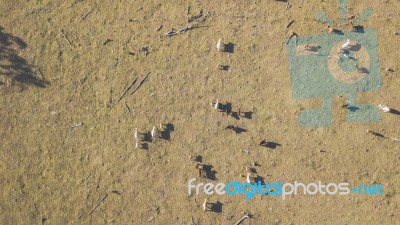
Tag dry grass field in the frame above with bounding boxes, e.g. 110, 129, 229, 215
1, 0, 400, 224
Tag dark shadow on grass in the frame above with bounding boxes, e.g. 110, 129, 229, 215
210, 201, 223, 213
143, 131, 152, 142
390, 108, 400, 115
348, 106, 360, 112
260, 140, 281, 149
224, 42, 234, 53
202, 164, 217, 180
243, 111, 253, 119
160, 123, 174, 141
219, 102, 232, 115
141, 143, 148, 150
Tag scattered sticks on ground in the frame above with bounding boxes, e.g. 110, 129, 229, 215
59, 29, 72, 46
117, 77, 138, 103
130, 72, 150, 95
165, 24, 207, 37
165, 8, 209, 37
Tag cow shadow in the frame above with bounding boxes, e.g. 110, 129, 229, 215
160, 123, 174, 140
243, 111, 253, 119
142, 131, 153, 142
202, 164, 217, 180
224, 42, 234, 53
219, 102, 232, 114
390, 108, 400, 116
210, 201, 223, 213
260, 141, 281, 149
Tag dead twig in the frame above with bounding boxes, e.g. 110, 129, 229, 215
124, 102, 133, 115
34, 67, 46, 80
82, 8, 95, 21
77, 213, 85, 219
59, 29, 72, 46
88, 194, 108, 215
117, 77, 138, 103
286, 19, 294, 28
130, 72, 150, 95
234, 213, 251, 225
285, 32, 298, 45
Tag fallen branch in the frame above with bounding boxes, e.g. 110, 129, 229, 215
88, 194, 108, 215
82, 9, 95, 21
286, 19, 294, 28
59, 29, 72, 46
124, 102, 133, 115
117, 77, 138, 103
130, 72, 150, 95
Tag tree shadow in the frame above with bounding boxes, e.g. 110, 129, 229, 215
0, 26, 48, 88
